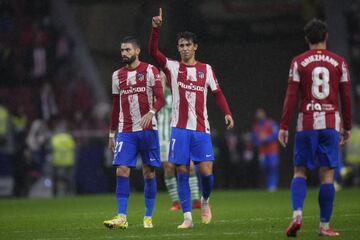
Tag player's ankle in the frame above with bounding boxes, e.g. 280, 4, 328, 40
184, 212, 192, 221
292, 210, 302, 222
320, 222, 330, 229
201, 197, 210, 205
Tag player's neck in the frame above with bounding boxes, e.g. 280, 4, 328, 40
126, 59, 141, 70
309, 42, 326, 50
181, 57, 197, 66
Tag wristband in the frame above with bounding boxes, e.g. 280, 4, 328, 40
149, 109, 156, 114
109, 132, 115, 138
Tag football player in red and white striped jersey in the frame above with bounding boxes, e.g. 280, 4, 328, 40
278, 19, 351, 237
149, 8, 234, 228
104, 36, 164, 229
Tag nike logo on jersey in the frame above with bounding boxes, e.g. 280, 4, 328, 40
150, 158, 156, 161
206, 154, 212, 157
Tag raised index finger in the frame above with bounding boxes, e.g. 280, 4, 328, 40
159, 7, 162, 17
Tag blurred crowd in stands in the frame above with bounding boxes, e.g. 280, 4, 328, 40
347, 1, 360, 123
0, 0, 110, 197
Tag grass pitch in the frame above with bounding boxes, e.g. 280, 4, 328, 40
1, 189, 360, 240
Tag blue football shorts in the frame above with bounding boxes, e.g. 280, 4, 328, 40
168, 127, 214, 166
112, 130, 161, 168
294, 129, 340, 170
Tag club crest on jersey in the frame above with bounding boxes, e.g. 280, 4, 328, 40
198, 71, 205, 79
136, 72, 145, 81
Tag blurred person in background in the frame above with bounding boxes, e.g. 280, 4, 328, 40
242, 132, 258, 188
26, 117, 51, 182
11, 106, 29, 197
0, 98, 15, 196
103, 36, 164, 230
223, 130, 242, 188
251, 108, 279, 192
50, 118, 76, 196
39, 82, 58, 121
345, 125, 360, 186
157, 71, 201, 211
278, 19, 351, 237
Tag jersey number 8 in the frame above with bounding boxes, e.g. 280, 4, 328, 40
311, 66, 330, 100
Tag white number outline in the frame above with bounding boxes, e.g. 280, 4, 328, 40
311, 66, 330, 100
114, 141, 124, 157
171, 138, 176, 151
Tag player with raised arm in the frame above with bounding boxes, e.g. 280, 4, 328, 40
278, 19, 351, 237
149, 8, 234, 228
103, 36, 164, 229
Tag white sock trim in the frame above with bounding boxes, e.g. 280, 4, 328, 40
184, 212, 192, 221
293, 210, 302, 220
320, 222, 330, 229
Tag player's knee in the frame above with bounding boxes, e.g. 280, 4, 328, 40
319, 167, 334, 184
164, 168, 175, 176
176, 165, 189, 173
293, 166, 307, 179
198, 162, 213, 176
143, 166, 156, 178
163, 162, 175, 174
116, 166, 130, 177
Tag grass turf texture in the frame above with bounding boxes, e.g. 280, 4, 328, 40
1, 189, 359, 240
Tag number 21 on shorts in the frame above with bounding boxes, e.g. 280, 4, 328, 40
114, 141, 124, 158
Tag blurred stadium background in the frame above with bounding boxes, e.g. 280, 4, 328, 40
0, 0, 360, 198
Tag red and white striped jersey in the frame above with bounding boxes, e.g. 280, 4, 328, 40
162, 59, 220, 133
280, 49, 351, 132
149, 27, 232, 133
112, 62, 162, 132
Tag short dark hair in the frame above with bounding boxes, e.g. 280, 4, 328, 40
304, 18, 328, 44
176, 31, 198, 45
121, 36, 140, 49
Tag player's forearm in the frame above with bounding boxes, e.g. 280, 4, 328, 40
339, 82, 352, 130
109, 94, 120, 131
212, 90, 232, 116
280, 83, 298, 130
149, 27, 166, 67
152, 85, 165, 112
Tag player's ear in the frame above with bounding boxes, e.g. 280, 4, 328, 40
194, 43, 198, 51
304, 36, 309, 44
325, 32, 329, 41
136, 47, 141, 55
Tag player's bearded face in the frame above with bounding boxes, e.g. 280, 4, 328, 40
122, 54, 136, 64
177, 39, 197, 61
121, 43, 138, 64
